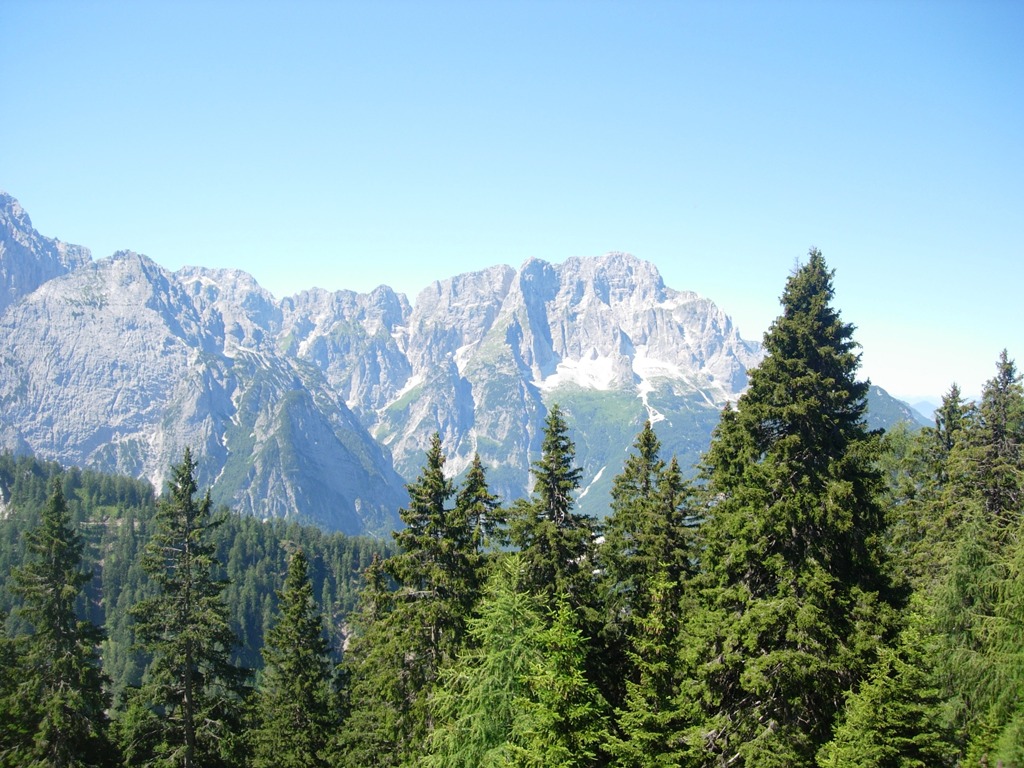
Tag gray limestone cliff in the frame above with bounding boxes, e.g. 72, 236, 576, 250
0, 192, 91, 315
0, 247, 405, 534
0, 192, 923, 530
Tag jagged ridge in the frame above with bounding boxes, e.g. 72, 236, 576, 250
0, 192, 923, 530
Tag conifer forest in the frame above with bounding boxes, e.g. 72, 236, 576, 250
1, 251, 1022, 767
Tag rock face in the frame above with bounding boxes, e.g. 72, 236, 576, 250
348, 254, 763, 510
0, 192, 91, 315
0, 193, 921, 530
0, 246, 406, 535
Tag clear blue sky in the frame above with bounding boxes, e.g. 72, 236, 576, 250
2, 1, 1021, 404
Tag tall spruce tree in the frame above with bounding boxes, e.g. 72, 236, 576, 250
952, 349, 1024, 528
118, 449, 246, 768
599, 424, 694, 695
338, 555, 406, 768
456, 452, 506, 577
883, 384, 976, 592
5, 478, 112, 768
509, 404, 597, 610
388, 433, 475, 628
601, 422, 667, 625
932, 351, 1024, 763
678, 249, 897, 767
606, 571, 688, 768
934, 383, 971, 459
250, 549, 336, 768
343, 434, 481, 766
597, 423, 694, 720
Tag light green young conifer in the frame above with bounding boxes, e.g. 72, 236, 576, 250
816, 599, 956, 768
425, 555, 545, 768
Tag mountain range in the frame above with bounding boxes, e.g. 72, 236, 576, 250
0, 191, 928, 533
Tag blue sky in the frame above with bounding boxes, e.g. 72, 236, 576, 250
2, 1, 1021, 404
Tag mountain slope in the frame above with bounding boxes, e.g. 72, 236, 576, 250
0, 251, 405, 534
0, 193, 926, 528
356, 253, 763, 512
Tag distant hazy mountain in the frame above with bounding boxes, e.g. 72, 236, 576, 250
866, 386, 932, 430
0, 191, 926, 530
910, 399, 939, 422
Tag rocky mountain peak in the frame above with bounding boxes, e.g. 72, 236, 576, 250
557, 251, 667, 306
407, 265, 515, 370
1, 192, 33, 230
0, 192, 91, 314
0, 193, 925, 529
178, 265, 283, 352
364, 284, 411, 330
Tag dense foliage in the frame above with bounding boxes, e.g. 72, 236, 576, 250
4, 479, 111, 767
0, 452, 388, 766
249, 549, 338, 768
677, 249, 898, 766
118, 448, 248, 767
1, 249, 1021, 766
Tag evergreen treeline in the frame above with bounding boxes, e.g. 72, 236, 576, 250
2, 249, 1023, 766
0, 452, 388, 766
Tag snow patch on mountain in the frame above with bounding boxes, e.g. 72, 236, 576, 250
537, 350, 621, 392
393, 373, 424, 401
578, 465, 607, 500
454, 342, 478, 375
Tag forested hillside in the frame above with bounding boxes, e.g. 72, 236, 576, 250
0, 453, 389, 701
1, 250, 1021, 767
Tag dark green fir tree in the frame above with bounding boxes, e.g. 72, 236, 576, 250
455, 452, 506, 580
598, 422, 694, 708
387, 432, 476, 637
3, 478, 112, 768
116, 449, 246, 768
250, 549, 336, 768
509, 404, 597, 611
678, 249, 898, 767
933, 382, 971, 459
950, 349, 1024, 528
880, 383, 974, 593
336, 555, 404, 768
605, 571, 688, 768
343, 434, 482, 766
